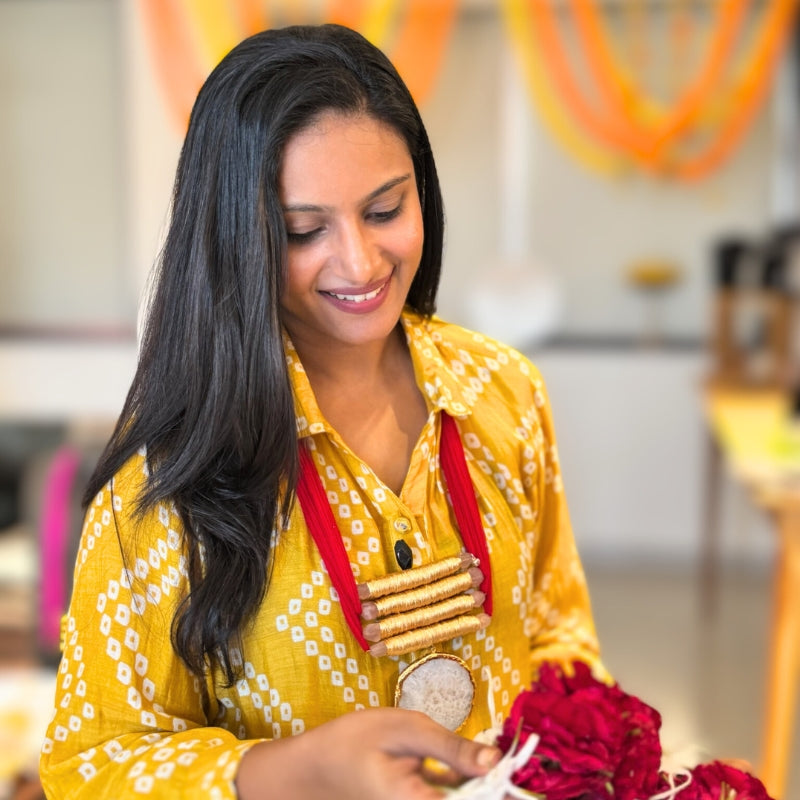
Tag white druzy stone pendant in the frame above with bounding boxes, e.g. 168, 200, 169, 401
395, 653, 476, 732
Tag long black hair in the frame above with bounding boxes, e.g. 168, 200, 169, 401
83, 24, 445, 685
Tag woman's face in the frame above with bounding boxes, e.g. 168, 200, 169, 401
278, 111, 424, 354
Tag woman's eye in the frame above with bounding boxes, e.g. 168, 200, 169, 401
286, 228, 322, 244
368, 204, 402, 223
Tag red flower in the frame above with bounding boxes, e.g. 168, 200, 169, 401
675, 761, 775, 800
497, 662, 663, 800
494, 662, 775, 800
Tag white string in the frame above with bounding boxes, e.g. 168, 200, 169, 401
471, 666, 502, 746
445, 668, 540, 799
445, 733, 541, 799
447, 755, 694, 800
483, 666, 498, 730
647, 769, 693, 800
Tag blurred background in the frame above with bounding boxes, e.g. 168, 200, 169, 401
1, 0, 800, 798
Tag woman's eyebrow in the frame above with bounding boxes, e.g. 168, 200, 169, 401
282, 173, 412, 213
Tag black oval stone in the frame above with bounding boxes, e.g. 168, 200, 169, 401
394, 539, 413, 570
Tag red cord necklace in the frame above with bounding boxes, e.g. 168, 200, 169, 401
296, 412, 493, 653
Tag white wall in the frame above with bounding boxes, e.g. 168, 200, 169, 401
0, 341, 137, 426
533, 348, 709, 562
120, 0, 183, 297
531, 346, 773, 567
0, 1, 133, 330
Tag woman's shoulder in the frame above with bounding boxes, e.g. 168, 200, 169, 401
86, 448, 184, 537
406, 311, 547, 387
82, 447, 187, 559
402, 311, 555, 426
85, 447, 149, 507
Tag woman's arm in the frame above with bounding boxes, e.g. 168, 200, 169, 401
39, 459, 259, 799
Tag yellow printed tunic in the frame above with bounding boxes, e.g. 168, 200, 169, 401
40, 311, 605, 799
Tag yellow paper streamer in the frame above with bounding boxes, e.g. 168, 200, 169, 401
360, 0, 400, 49
185, 0, 243, 67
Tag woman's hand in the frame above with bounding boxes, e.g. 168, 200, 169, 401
235, 707, 501, 800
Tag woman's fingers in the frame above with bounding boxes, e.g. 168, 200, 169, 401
385, 710, 501, 777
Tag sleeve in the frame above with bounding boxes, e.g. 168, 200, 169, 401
39, 459, 265, 799
523, 364, 612, 684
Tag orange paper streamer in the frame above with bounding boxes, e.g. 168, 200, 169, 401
139, 0, 209, 131
231, 0, 269, 36
501, 0, 624, 177
140, 0, 455, 130
326, 0, 368, 32
512, 0, 799, 180
328, 0, 457, 106
529, 0, 643, 155
390, 0, 459, 105
673, 0, 798, 180
568, 0, 750, 155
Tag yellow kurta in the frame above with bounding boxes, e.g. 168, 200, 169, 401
40, 311, 605, 799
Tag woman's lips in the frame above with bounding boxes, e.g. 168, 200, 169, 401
325, 285, 385, 303
320, 275, 392, 313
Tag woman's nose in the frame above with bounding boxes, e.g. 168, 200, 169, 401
335, 221, 376, 278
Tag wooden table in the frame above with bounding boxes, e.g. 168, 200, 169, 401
702, 386, 800, 799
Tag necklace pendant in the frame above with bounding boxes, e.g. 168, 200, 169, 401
395, 652, 475, 732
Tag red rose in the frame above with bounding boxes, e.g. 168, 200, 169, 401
497, 662, 662, 800
674, 761, 775, 800
495, 663, 774, 800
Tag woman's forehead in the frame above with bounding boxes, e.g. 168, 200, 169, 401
278, 112, 414, 206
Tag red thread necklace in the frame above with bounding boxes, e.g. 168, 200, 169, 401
296, 412, 493, 652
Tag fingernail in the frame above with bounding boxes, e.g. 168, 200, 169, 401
477, 746, 500, 769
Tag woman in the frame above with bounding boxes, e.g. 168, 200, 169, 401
40, 24, 605, 799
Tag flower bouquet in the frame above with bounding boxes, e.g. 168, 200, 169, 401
449, 661, 774, 800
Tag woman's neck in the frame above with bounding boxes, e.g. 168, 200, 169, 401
290, 324, 407, 391
290, 324, 428, 494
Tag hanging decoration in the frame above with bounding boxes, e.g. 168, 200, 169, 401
325, 0, 459, 106
501, 0, 800, 181
138, 0, 457, 131
376, 1, 458, 108
139, 0, 215, 131
140, 0, 798, 181
501, 0, 626, 177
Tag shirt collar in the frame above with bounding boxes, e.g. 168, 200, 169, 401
400, 310, 478, 417
283, 332, 329, 439
285, 309, 477, 440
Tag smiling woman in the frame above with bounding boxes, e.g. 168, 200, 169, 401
39, 23, 606, 800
